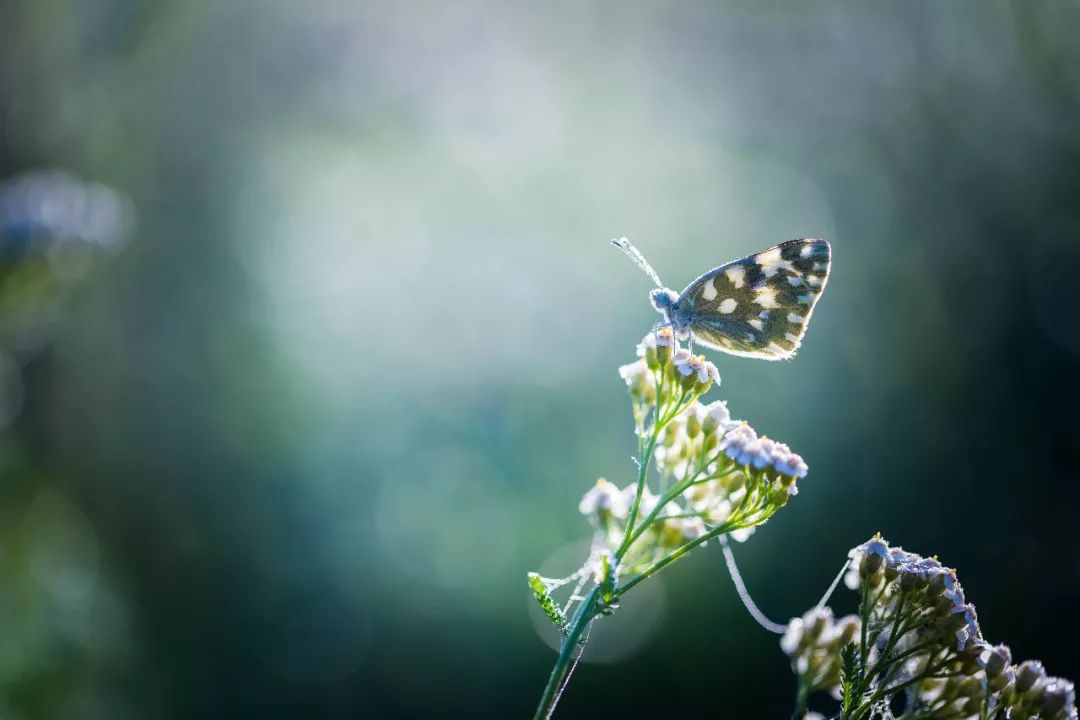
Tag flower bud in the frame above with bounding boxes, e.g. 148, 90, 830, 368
663, 422, 681, 447
861, 541, 887, 577
701, 401, 731, 435
578, 478, 628, 524
835, 616, 859, 646
673, 351, 719, 393
685, 407, 702, 438
655, 326, 674, 365
983, 644, 1012, 679
991, 664, 1015, 695
696, 357, 720, 393
1016, 660, 1047, 695
1039, 679, 1075, 716
771, 481, 793, 507
618, 360, 656, 403
636, 333, 659, 369
958, 641, 987, 674
721, 470, 745, 493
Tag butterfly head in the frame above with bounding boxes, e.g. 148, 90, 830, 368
649, 288, 679, 316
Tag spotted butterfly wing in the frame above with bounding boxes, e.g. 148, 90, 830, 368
675, 239, 831, 360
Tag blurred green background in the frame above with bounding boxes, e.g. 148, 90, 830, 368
2, 1, 1079, 718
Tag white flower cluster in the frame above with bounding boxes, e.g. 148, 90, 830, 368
619, 329, 720, 400
720, 423, 809, 480
581, 334, 815, 576
780, 606, 860, 696
673, 348, 720, 387
831, 535, 1078, 720
578, 477, 706, 554
846, 536, 980, 653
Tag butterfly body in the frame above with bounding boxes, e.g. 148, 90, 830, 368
616, 238, 831, 361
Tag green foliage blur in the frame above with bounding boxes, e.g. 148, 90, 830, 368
2, 2, 1079, 718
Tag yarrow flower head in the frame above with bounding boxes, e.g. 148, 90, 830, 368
672, 348, 720, 392
781, 606, 860, 697
720, 424, 808, 480
530, 330, 821, 720
583, 332, 812, 571
793, 535, 1077, 720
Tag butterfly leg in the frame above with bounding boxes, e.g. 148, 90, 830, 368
651, 321, 676, 349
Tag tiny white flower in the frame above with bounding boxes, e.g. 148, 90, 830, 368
579, 478, 628, 519
654, 326, 675, 347
1040, 678, 1075, 716
701, 400, 738, 434
618, 359, 647, 382
636, 333, 657, 358
1016, 660, 1047, 694
780, 617, 804, 655
774, 450, 809, 479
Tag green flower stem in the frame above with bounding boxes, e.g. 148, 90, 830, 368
531, 586, 600, 720
621, 464, 739, 551
534, 380, 678, 720
617, 374, 669, 558
792, 680, 809, 720
855, 591, 908, 697
533, 366, 717, 718
617, 503, 775, 598
851, 649, 952, 720
616, 387, 699, 561
868, 639, 938, 682
620, 481, 759, 586
616, 430, 660, 560
616, 519, 738, 596
858, 578, 870, 666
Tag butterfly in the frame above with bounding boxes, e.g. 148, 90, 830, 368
612, 237, 831, 360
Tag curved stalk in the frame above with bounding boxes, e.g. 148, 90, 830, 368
531, 587, 600, 720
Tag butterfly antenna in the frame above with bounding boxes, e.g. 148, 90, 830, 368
611, 237, 664, 289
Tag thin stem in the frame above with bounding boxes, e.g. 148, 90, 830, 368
617, 521, 734, 596
792, 678, 809, 720
617, 503, 775, 597
617, 430, 659, 559
851, 648, 952, 720
531, 586, 600, 720
857, 591, 907, 696
532, 364, 713, 718
622, 464, 739, 552
618, 374, 668, 556
533, 369, 678, 720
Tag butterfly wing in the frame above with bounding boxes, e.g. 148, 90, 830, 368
675, 239, 831, 360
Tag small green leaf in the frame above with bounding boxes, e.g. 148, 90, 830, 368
840, 642, 861, 714
597, 554, 620, 615
599, 554, 615, 602
528, 572, 567, 633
